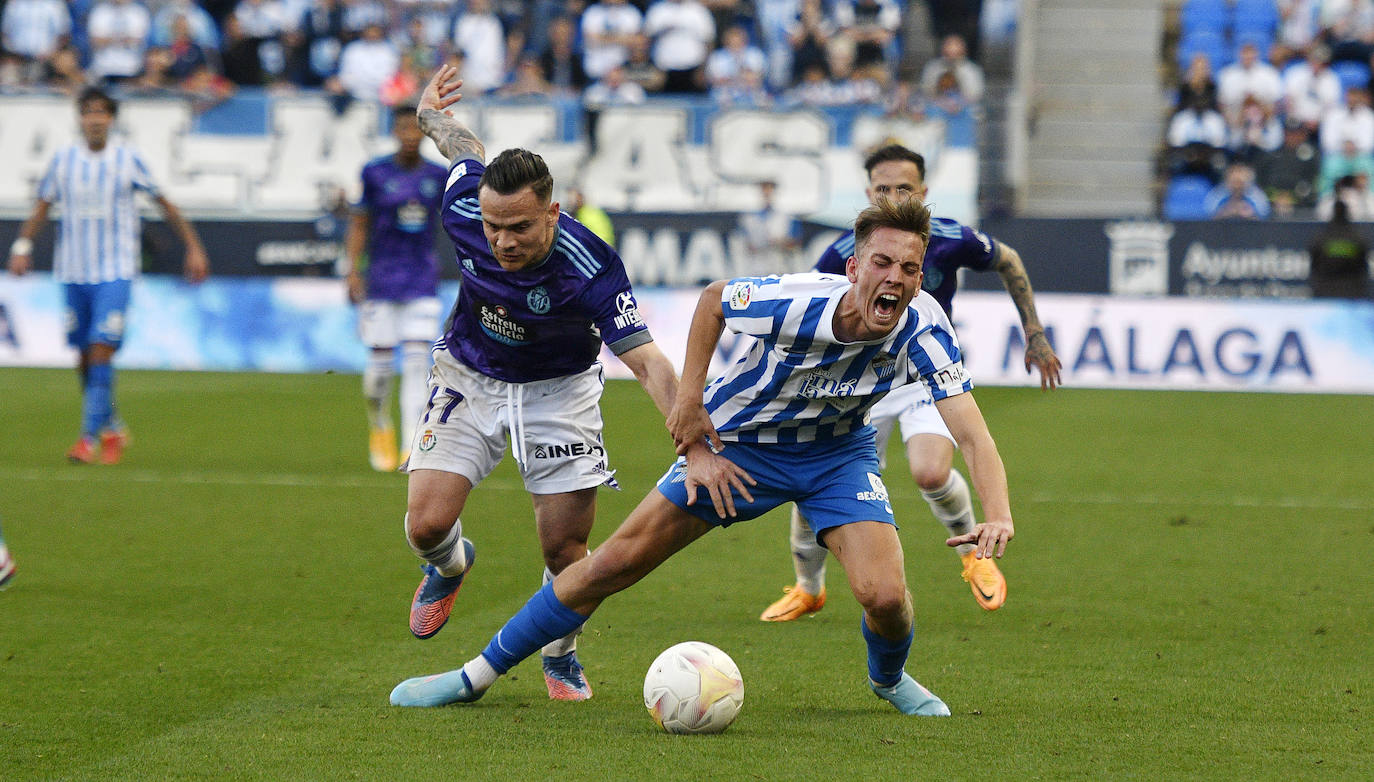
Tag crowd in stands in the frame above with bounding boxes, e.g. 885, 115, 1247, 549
0, 0, 987, 120
1165, 0, 1374, 220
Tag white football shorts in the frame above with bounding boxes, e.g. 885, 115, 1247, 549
358, 296, 443, 348
405, 346, 618, 494
869, 382, 955, 467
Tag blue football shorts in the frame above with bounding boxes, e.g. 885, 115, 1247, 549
655, 430, 896, 545
64, 279, 132, 350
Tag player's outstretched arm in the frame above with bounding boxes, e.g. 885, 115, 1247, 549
155, 195, 209, 283
416, 64, 484, 164
618, 342, 679, 418
342, 211, 370, 303
7, 199, 51, 275
993, 242, 1062, 390
935, 393, 1014, 559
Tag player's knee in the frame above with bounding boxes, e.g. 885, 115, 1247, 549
403, 506, 453, 549
910, 463, 950, 492
542, 541, 589, 574
854, 581, 909, 621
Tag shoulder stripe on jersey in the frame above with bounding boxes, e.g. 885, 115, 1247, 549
449, 198, 480, 220
835, 233, 855, 254
557, 233, 602, 279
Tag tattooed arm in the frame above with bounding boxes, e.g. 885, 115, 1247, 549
416, 64, 485, 164
992, 242, 1063, 390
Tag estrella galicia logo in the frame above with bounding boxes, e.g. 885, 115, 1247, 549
527, 286, 551, 314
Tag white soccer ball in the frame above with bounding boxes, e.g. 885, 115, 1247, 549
643, 641, 744, 735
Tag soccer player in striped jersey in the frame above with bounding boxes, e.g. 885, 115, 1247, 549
343, 105, 449, 472
399, 65, 680, 701
390, 197, 1017, 716
759, 143, 1061, 619
7, 87, 209, 465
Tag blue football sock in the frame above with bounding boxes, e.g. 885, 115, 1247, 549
481, 582, 589, 674
82, 363, 114, 437
861, 616, 913, 688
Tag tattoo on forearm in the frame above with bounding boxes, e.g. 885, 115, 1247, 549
418, 108, 484, 162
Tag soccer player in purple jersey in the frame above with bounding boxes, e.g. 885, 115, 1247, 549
7, 87, 209, 465
399, 65, 680, 701
760, 143, 1061, 621
388, 197, 1017, 716
343, 105, 450, 472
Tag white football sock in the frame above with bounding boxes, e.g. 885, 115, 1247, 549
462, 654, 499, 691
790, 507, 828, 595
541, 564, 585, 658
364, 348, 394, 430
922, 470, 977, 556
398, 341, 430, 453
405, 513, 468, 577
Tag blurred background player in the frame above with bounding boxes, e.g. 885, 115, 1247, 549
343, 104, 449, 472
760, 143, 1061, 621
401, 66, 679, 700
7, 86, 208, 465
0, 517, 14, 589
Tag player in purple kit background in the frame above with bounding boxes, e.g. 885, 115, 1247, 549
759, 143, 1062, 622
399, 65, 680, 701
343, 105, 450, 472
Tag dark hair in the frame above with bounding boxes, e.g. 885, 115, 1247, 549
854, 197, 932, 256
392, 104, 418, 123
77, 86, 118, 116
863, 143, 925, 181
479, 148, 554, 203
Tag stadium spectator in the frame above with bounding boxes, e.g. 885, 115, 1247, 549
1229, 94, 1285, 163
396, 65, 681, 701
220, 14, 266, 85
1278, 0, 1321, 53
1217, 42, 1282, 118
1205, 162, 1272, 219
787, 0, 834, 86
333, 21, 398, 101
86, 0, 152, 83
539, 16, 589, 95
394, 16, 438, 74
452, 0, 506, 94
1175, 52, 1218, 111
7, 87, 209, 465
341, 0, 387, 36
920, 33, 984, 104
389, 197, 1018, 719
622, 32, 666, 93
825, 36, 882, 104
298, 0, 347, 87
342, 104, 449, 472
130, 45, 178, 92
832, 0, 900, 72
710, 60, 770, 105
754, 0, 799, 90
1257, 119, 1321, 214
705, 23, 765, 91
580, 0, 643, 80
234, 0, 289, 41
927, 0, 982, 61
737, 179, 801, 272
1309, 188, 1373, 297
43, 43, 88, 92
497, 53, 551, 97
583, 62, 646, 106
566, 185, 615, 246
1319, 136, 1374, 194
1166, 93, 1229, 178
1282, 45, 1343, 133
1319, 85, 1374, 155
926, 66, 970, 118
380, 50, 428, 105
1316, 171, 1374, 220
2, 0, 72, 81
164, 14, 215, 81
759, 143, 1059, 624
643, 0, 715, 93
151, 0, 219, 49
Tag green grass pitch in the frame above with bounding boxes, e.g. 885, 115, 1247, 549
1, 367, 1371, 780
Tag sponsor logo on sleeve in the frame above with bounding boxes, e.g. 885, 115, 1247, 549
727, 282, 754, 310
613, 291, 644, 330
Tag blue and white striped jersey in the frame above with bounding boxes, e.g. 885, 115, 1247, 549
37, 142, 161, 284
705, 273, 972, 444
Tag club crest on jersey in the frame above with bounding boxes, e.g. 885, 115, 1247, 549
798, 370, 857, 399
727, 282, 754, 310
872, 356, 896, 379
418, 430, 437, 452
420, 178, 439, 198
923, 268, 943, 290
461, 258, 476, 274
527, 286, 551, 314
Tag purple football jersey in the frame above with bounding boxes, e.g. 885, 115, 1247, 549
438, 158, 653, 383
356, 154, 449, 301
813, 216, 998, 317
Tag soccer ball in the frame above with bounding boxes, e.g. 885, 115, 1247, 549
643, 641, 744, 735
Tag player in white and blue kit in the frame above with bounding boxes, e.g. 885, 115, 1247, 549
399, 66, 680, 701
390, 197, 1018, 716
7, 87, 209, 465
760, 143, 1062, 620
343, 105, 449, 472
